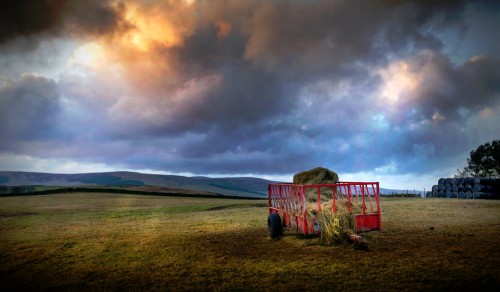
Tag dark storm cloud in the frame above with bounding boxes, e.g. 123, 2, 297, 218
91, 0, 499, 176
117, 0, 455, 133
0, 0, 499, 184
386, 52, 500, 170
0, 0, 126, 45
0, 0, 67, 43
425, 55, 500, 121
242, 0, 466, 75
385, 51, 500, 125
0, 74, 61, 149
61, 0, 128, 37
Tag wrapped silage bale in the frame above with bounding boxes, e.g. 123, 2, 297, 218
458, 191, 465, 199
431, 185, 439, 198
474, 192, 488, 199
465, 191, 472, 199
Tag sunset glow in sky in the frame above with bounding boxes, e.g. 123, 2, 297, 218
1, 0, 499, 190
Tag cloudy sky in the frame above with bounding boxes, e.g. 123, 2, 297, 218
1, 0, 499, 190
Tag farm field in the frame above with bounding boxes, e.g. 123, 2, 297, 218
1, 193, 499, 291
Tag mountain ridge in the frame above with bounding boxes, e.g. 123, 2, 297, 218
0, 171, 272, 198
0, 171, 420, 197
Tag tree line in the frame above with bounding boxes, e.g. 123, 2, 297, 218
457, 139, 500, 178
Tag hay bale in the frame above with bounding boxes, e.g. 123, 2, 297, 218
293, 167, 339, 185
294, 167, 339, 202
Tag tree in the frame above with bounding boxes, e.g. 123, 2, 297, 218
457, 140, 500, 177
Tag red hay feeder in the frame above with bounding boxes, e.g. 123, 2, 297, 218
267, 182, 382, 242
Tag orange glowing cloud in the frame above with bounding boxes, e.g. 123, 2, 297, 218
64, 1, 203, 97
378, 61, 419, 104
122, 4, 183, 52
215, 20, 232, 40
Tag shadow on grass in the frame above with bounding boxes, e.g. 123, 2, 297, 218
2, 223, 500, 291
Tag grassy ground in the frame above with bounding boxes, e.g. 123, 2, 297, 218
1, 193, 499, 291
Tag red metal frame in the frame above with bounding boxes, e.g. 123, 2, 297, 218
268, 182, 382, 235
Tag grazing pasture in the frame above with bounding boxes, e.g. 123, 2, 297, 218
1, 193, 499, 290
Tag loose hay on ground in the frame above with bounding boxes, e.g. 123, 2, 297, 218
307, 200, 363, 244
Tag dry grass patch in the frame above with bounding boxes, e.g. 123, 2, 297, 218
1, 194, 499, 290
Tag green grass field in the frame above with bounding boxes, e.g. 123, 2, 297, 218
1, 193, 499, 290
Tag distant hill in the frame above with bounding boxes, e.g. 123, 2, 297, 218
0, 171, 419, 198
0, 171, 272, 198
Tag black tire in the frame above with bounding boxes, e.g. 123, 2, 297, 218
268, 213, 283, 238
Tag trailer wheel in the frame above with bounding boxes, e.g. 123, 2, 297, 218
268, 213, 283, 238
